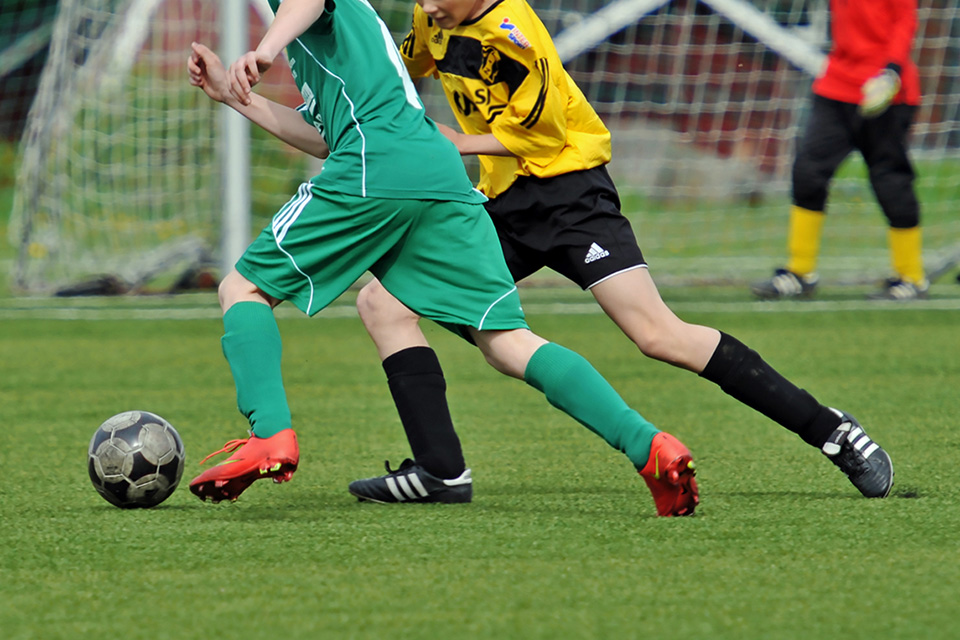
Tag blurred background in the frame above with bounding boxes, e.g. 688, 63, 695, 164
1, 0, 958, 296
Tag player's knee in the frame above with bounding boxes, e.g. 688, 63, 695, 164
471, 331, 512, 375
791, 179, 828, 212
791, 164, 829, 211
355, 281, 386, 328
883, 205, 920, 229
356, 280, 417, 333
632, 326, 673, 361
871, 179, 920, 228
606, 302, 679, 361
627, 316, 698, 366
479, 349, 511, 376
473, 329, 543, 380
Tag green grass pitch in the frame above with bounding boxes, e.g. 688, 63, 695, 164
1, 291, 958, 639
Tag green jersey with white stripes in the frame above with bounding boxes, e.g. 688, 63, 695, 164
268, 0, 484, 203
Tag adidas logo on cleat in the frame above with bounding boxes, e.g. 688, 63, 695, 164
385, 471, 430, 501
584, 242, 610, 264
821, 409, 894, 498
349, 459, 473, 504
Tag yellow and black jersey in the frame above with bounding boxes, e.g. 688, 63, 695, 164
400, 0, 611, 198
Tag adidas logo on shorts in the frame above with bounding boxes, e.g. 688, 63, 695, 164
584, 242, 610, 264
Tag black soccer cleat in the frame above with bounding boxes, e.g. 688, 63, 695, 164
750, 268, 818, 300
866, 277, 929, 301
348, 459, 473, 504
821, 409, 894, 498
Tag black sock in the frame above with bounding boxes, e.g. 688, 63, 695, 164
699, 332, 840, 448
382, 347, 466, 479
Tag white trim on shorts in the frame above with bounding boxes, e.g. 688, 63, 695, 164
272, 182, 317, 314
586, 264, 648, 290
477, 285, 519, 330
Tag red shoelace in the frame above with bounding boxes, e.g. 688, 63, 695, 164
198, 438, 249, 465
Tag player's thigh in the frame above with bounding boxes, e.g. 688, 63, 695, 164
537, 167, 646, 289
238, 185, 410, 316
591, 265, 685, 339
859, 105, 915, 171
860, 107, 919, 225
491, 221, 545, 283
547, 208, 647, 290
218, 269, 279, 310
794, 97, 855, 173
487, 166, 646, 289
374, 199, 527, 332
470, 327, 547, 379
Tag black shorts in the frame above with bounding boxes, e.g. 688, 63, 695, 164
484, 165, 646, 289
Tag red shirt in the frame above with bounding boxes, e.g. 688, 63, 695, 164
813, 0, 921, 105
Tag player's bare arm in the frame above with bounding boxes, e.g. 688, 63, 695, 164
189, 42, 329, 159
436, 122, 514, 157
230, 0, 327, 105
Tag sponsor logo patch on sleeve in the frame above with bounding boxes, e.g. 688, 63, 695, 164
500, 18, 531, 49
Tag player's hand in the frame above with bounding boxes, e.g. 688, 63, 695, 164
227, 50, 274, 106
188, 42, 230, 103
859, 68, 901, 119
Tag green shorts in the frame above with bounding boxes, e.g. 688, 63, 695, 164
236, 183, 528, 332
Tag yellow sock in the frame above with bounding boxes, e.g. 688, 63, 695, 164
888, 226, 926, 284
786, 205, 825, 277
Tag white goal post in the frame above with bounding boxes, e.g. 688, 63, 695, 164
8, 0, 960, 293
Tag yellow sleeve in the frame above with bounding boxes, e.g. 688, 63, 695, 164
486, 15, 568, 168
399, 7, 438, 79
490, 56, 567, 167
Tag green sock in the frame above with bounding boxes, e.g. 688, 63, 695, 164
221, 301, 292, 438
524, 343, 658, 468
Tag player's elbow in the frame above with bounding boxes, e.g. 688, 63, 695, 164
312, 138, 330, 159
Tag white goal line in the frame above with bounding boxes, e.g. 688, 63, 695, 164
3, 298, 960, 322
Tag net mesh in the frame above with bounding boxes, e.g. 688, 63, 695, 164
8, 0, 306, 293
7, 0, 959, 291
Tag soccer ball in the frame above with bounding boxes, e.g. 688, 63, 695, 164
88, 411, 185, 508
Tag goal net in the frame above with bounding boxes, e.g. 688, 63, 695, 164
8, 0, 960, 292
383, 0, 960, 287
7, 0, 307, 294
552, 0, 960, 286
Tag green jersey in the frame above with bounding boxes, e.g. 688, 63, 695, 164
267, 0, 484, 203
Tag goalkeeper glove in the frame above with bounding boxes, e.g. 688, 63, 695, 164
858, 68, 901, 119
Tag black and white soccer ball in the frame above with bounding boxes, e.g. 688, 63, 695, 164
87, 411, 185, 508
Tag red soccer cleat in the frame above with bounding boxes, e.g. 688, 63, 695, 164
189, 429, 299, 503
638, 432, 699, 517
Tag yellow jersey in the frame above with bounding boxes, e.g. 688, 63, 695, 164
400, 0, 611, 198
